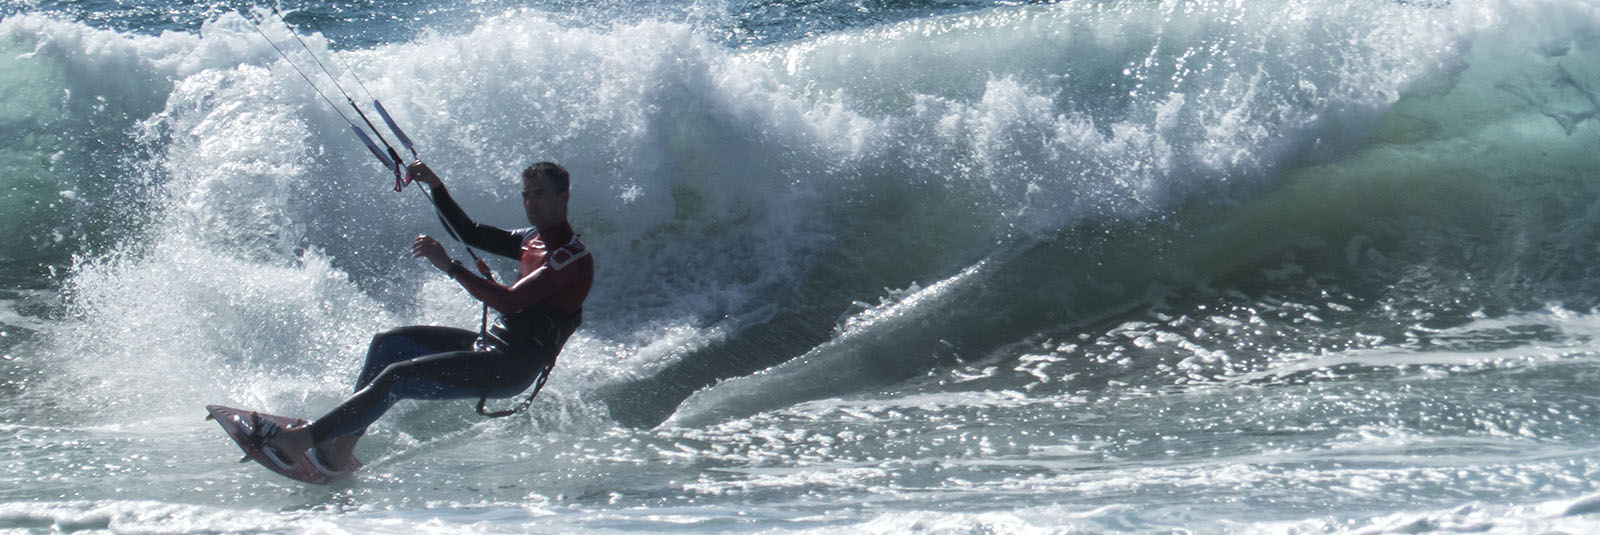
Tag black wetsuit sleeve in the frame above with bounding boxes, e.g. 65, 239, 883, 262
430, 186, 524, 260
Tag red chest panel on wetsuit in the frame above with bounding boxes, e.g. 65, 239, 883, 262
520, 233, 593, 315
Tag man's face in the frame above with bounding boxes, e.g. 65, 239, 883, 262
522, 173, 568, 227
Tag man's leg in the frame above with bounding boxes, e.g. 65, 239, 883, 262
356, 326, 479, 390
305, 347, 532, 446
272, 326, 481, 468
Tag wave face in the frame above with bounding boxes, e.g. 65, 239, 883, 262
5, 0, 1600, 533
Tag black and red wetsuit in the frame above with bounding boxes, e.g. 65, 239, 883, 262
307, 185, 593, 441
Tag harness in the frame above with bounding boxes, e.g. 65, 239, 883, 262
476, 365, 552, 418
472, 233, 587, 418
473, 306, 581, 418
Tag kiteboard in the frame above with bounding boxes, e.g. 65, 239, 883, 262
204, 404, 362, 484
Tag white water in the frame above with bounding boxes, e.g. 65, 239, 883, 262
6, 0, 1600, 532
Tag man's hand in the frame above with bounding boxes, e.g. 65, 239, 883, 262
412, 235, 453, 272
406, 161, 443, 188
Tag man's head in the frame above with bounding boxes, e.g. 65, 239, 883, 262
521, 162, 570, 228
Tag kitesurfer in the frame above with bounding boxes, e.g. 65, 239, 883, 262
260, 161, 593, 472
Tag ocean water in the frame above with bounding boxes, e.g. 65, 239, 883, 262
4, 0, 1600, 532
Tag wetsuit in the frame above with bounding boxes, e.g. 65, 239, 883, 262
306, 185, 593, 442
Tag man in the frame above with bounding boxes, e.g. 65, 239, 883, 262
262, 161, 594, 473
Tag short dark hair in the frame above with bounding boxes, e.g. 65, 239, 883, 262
522, 162, 570, 192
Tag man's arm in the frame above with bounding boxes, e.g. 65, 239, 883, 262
448, 254, 592, 314
407, 161, 522, 259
